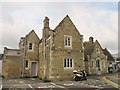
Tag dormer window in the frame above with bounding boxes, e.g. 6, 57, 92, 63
64, 35, 72, 48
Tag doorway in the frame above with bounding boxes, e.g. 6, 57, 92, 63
31, 62, 38, 77
96, 59, 101, 75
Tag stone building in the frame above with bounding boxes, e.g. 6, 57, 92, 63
116, 58, 120, 71
103, 48, 117, 73
19, 30, 40, 77
84, 37, 108, 75
39, 15, 84, 81
2, 15, 115, 80
2, 47, 22, 78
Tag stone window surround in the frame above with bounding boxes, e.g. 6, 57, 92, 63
91, 58, 104, 69
64, 58, 74, 69
25, 60, 29, 69
96, 58, 101, 67
64, 35, 72, 48
28, 42, 34, 51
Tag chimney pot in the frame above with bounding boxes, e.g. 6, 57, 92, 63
89, 37, 94, 43
44, 16, 49, 28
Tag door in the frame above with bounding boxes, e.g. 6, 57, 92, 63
31, 62, 38, 76
96, 60, 101, 75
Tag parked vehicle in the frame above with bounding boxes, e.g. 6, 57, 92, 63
73, 70, 87, 81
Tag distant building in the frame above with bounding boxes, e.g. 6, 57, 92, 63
116, 58, 120, 71
103, 48, 117, 73
84, 37, 108, 75
84, 37, 117, 75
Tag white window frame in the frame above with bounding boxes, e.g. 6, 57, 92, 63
64, 35, 72, 48
64, 58, 73, 69
28, 42, 34, 51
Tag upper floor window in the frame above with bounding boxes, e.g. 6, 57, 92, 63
64, 58, 73, 69
28, 42, 33, 51
64, 35, 72, 48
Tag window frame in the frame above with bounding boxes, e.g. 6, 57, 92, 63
64, 35, 72, 48
96, 60, 100, 67
28, 42, 34, 51
25, 60, 29, 69
64, 58, 73, 69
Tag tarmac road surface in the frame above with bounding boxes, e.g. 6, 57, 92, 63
1, 72, 120, 90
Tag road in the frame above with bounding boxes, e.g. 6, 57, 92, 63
1, 72, 120, 90
99, 72, 120, 89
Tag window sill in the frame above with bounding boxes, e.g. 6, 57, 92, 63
64, 67, 73, 70
27, 50, 34, 52
25, 68, 29, 70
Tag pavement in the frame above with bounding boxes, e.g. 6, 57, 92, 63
1, 72, 120, 90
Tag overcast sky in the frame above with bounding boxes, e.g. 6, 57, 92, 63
0, 1, 118, 54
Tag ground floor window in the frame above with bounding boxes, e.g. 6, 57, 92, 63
114, 65, 117, 69
96, 60, 100, 67
25, 60, 28, 68
64, 58, 73, 68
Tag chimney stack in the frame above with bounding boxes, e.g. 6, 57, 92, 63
44, 17, 49, 28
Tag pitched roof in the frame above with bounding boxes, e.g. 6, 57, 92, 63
54, 15, 81, 35
84, 41, 95, 60
26, 30, 40, 40
103, 48, 115, 62
84, 39, 104, 60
